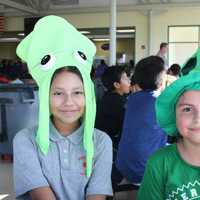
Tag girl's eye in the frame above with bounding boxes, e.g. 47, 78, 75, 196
53, 91, 63, 96
73, 91, 84, 96
182, 107, 192, 112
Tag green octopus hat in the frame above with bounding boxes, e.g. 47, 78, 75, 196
16, 15, 96, 177
156, 47, 200, 136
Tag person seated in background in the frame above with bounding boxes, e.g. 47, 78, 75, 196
95, 59, 108, 78
0, 62, 10, 83
8, 67, 23, 84
161, 63, 181, 89
0, 70, 9, 83
93, 60, 108, 103
95, 66, 130, 150
116, 56, 167, 189
167, 63, 181, 78
95, 66, 130, 190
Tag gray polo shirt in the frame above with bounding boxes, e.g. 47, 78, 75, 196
13, 122, 113, 200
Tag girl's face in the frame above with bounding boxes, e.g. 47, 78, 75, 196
115, 72, 130, 95
50, 70, 85, 133
176, 90, 200, 145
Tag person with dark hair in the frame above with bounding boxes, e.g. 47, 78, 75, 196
129, 75, 141, 93
161, 63, 181, 88
0, 67, 9, 83
95, 66, 130, 149
8, 66, 23, 84
95, 59, 108, 78
156, 42, 168, 70
167, 63, 181, 77
13, 16, 113, 200
95, 66, 130, 191
116, 56, 167, 190
133, 56, 165, 90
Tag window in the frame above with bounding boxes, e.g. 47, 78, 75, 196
168, 26, 199, 66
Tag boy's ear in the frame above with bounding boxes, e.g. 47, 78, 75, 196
113, 81, 120, 89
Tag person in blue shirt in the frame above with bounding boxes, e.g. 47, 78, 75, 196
116, 56, 167, 185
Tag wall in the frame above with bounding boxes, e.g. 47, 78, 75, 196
4, 7, 200, 62
61, 12, 147, 62
0, 42, 18, 60
151, 7, 200, 55
5, 17, 24, 31
95, 38, 135, 62
4, 11, 147, 62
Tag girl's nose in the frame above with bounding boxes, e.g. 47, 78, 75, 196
194, 110, 200, 124
63, 94, 74, 105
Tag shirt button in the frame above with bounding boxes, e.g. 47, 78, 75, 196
63, 149, 67, 153
64, 159, 68, 163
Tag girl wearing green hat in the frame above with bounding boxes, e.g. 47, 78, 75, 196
137, 54, 200, 200
13, 16, 113, 200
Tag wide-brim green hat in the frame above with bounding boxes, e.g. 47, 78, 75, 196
156, 72, 200, 136
156, 47, 200, 136
16, 15, 96, 177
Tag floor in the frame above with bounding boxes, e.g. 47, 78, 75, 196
0, 160, 137, 200
0, 160, 15, 200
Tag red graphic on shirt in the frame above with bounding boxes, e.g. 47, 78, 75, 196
79, 155, 86, 175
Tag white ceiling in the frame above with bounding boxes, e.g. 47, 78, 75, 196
0, 0, 200, 17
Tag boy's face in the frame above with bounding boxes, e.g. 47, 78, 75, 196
161, 45, 168, 55
114, 72, 130, 95
176, 90, 200, 144
50, 70, 85, 132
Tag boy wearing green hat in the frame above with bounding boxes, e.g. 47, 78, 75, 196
13, 15, 113, 200
137, 52, 200, 200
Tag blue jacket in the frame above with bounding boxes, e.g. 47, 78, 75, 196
116, 90, 167, 183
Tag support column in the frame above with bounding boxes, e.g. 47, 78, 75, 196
148, 9, 153, 56
109, 0, 117, 66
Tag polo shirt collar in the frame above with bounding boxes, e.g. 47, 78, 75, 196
49, 120, 83, 145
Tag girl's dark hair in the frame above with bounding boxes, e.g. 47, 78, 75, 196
101, 66, 126, 92
51, 66, 83, 85
168, 64, 181, 76
132, 56, 164, 90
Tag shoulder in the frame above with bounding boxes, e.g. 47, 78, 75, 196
127, 91, 156, 111
13, 126, 37, 147
148, 144, 176, 166
93, 128, 112, 148
129, 90, 155, 101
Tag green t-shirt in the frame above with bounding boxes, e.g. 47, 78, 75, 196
137, 144, 200, 200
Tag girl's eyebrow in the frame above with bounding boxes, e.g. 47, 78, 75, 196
72, 87, 84, 90
51, 87, 63, 90
177, 103, 193, 107
51, 86, 84, 90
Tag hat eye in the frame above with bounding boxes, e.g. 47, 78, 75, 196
40, 54, 56, 71
182, 57, 196, 76
74, 51, 87, 64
